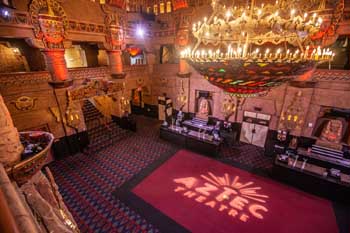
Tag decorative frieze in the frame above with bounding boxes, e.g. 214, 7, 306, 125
312, 69, 350, 81
0, 72, 51, 87
68, 67, 111, 80
68, 20, 106, 34
0, 11, 32, 26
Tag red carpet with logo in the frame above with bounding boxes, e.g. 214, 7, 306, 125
132, 150, 339, 233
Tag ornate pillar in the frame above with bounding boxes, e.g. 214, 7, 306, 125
175, 11, 192, 112
29, 0, 72, 88
105, 13, 126, 79
42, 49, 72, 87
108, 50, 126, 79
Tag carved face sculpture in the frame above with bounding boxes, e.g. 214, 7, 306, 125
199, 98, 209, 116
176, 29, 189, 47
320, 119, 343, 143
38, 16, 65, 45
107, 25, 123, 48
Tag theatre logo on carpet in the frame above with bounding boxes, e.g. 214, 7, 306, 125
174, 172, 269, 222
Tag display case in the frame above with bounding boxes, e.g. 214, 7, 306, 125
273, 145, 350, 202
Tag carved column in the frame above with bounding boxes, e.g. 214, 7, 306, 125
0, 95, 23, 167
42, 49, 72, 87
104, 11, 126, 79
175, 12, 192, 112
108, 50, 126, 79
29, 0, 72, 88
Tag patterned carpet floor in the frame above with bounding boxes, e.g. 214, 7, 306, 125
48, 116, 273, 233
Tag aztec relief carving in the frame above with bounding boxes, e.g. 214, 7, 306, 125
29, 0, 68, 49
11, 96, 38, 111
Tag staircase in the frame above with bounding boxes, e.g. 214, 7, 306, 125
82, 100, 132, 154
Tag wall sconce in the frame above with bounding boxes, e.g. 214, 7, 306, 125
1, 7, 11, 19
279, 91, 304, 131
222, 95, 236, 121
120, 82, 130, 113
177, 80, 187, 110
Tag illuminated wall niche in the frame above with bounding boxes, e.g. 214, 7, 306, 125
64, 45, 88, 68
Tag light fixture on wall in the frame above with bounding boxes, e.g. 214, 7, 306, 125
181, 0, 338, 97
177, 80, 187, 110
136, 26, 145, 38
221, 95, 236, 121
279, 91, 304, 131
90, 0, 106, 4
0, 3, 12, 19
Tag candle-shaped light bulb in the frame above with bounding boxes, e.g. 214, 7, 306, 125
291, 9, 295, 19
317, 17, 323, 25
276, 48, 281, 58
204, 17, 207, 22
304, 13, 308, 19
226, 10, 231, 19
258, 9, 262, 17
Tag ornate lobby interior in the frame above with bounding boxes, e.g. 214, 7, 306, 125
0, 0, 350, 232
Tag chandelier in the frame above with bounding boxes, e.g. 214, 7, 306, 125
181, 0, 335, 97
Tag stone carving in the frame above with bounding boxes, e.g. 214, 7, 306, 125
105, 13, 125, 50
174, 10, 192, 49
0, 95, 23, 166
68, 20, 105, 34
0, 72, 51, 87
68, 67, 110, 81
197, 98, 209, 119
175, 28, 190, 48
68, 79, 123, 102
29, 0, 68, 49
49, 107, 61, 123
319, 119, 343, 144
11, 96, 37, 111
